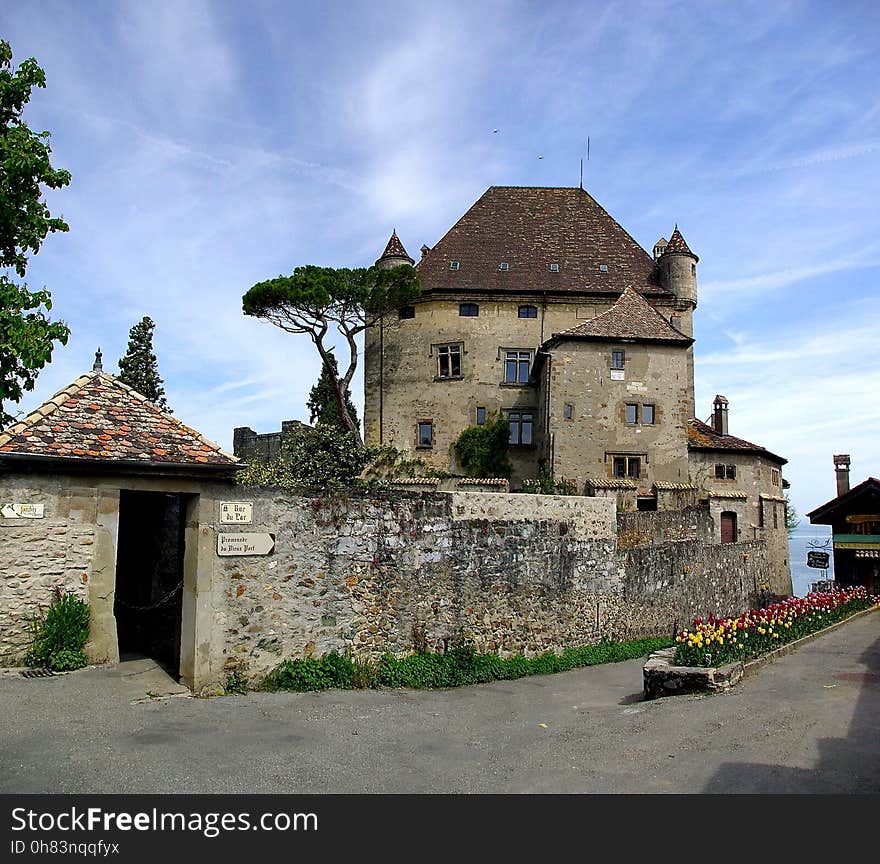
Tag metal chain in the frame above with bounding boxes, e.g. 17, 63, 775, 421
115, 580, 183, 612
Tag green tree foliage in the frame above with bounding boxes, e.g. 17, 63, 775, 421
785, 492, 799, 538
237, 423, 379, 489
0, 40, 71, 428
117, 316, 169, 410
307, 350, 358, 431
454, 412, 513, 479
242, 264, 420, 444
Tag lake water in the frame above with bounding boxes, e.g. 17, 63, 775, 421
789, 523, 834, 597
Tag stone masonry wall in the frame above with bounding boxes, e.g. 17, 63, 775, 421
617, 505, 712, 549
0, 477, 94, 663
212, 490, 622, 679
617, 540, 767, 640
2, 471, 777, 687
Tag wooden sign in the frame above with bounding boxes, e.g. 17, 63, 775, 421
217, 533, 275, 557
807, 551, 830, 569
1, 503, 44, 519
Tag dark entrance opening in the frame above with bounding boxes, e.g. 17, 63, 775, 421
114, 491, 189, 677
720, 511, 738, 544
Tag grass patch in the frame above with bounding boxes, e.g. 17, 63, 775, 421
260, 637, 671, 693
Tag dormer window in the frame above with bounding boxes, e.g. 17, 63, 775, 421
449, 261, 460, 270
499, 262, 509, 271
549, 263, 559, 273
599, 264, 609, 273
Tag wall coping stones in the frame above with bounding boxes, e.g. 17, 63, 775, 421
448, 490, 616, 541
642, 605, 878, 699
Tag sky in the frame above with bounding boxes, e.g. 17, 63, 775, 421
2, 0, 879, 519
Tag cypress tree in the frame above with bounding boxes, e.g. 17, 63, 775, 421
117, 316, 169, 410
307, 351, 358, 431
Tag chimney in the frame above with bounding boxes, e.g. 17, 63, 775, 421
712, 395, 729, 436
834, 454, 851, 497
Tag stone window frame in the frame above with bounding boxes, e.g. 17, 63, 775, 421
517, 304, 538, 319
505, 409, 534, 447
500, 347, 534, 386
398, 305, 415, 320
475, 406, 486, 426
771, 468, 780, 486
620, 401, 659, 426
431, 342, 464, 381
610, 348, 626, 370
715, 463, 737, 480
416, 420, 434, 449
607, 452, 646, 480
564, 403, 574, 421
459, 302, 479, 317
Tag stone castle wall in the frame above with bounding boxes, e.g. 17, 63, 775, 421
1, 474, 774, 689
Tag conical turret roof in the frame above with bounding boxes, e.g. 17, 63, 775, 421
663, 226, 698, 261
377, 231, 414, 265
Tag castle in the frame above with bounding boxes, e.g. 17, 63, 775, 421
364, 185, 791, 594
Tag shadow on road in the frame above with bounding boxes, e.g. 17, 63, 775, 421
702, 634, 880, 793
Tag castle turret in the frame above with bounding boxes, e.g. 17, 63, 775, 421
659, 226, 699, 417
375, 230, 414, 270
658, 226, 698, 313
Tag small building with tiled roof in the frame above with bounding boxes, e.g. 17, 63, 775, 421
0, 368, 239, 474
0, 359, 243, 690
808, 457, 880, 595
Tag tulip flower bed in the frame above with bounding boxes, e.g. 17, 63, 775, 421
673, 586, 878, 668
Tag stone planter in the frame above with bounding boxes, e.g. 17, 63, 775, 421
643, 647, 742, 699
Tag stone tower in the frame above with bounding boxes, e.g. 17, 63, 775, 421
656, 225, 698, 416
365, 231, 415, 447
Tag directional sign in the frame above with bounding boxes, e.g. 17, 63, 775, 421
1, 502, 44, 519
217, 532, 275, 557
807, 551, 830, 569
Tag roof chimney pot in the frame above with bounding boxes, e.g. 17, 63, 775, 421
712, 395, 729, 436
833, 454, 851, 497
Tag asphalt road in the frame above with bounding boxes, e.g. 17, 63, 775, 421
1, 612, 877, 794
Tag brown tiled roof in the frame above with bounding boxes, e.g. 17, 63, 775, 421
416, 186, 668, 296
687, 418, 786, 465
550, 287, 692, 344
708, 490, 748, 500
0, 371, 239, 469
663, 226, 698, 260
377, 231, 414, 265
586, 478, 638, 490
653, 481, 699, 491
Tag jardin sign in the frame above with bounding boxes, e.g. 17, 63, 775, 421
1, 503, 44, 519
807, 551, 830, 569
